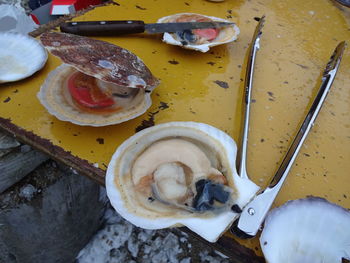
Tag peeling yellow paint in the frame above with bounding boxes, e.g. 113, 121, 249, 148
0, 0, 349, 258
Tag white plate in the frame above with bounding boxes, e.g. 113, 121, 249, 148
0, 32, 47, 83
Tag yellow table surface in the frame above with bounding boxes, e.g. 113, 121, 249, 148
0, 0, 349, 261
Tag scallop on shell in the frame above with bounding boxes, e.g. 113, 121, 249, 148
37, 32, 159, 126
260, 197, 350, 263
157, 13, 240, 52
0, 33, 47, 83
106, 122, 259, 242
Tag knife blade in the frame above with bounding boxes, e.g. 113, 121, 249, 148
60, 20, 234, 36
231, 41, 346, 239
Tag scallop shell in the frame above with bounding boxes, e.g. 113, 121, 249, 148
0, 33, 47, 83
260, 197, 350, 263
40, 32, 159, 89
157, 13, 240, 52
37, 64, 153, 126
106, 122, 259, 242
38, 32, 159, 126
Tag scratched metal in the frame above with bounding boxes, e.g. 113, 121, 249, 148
0, 0, 349, 261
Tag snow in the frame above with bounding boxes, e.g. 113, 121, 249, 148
19, 184, 37, 200
76, 216, 133, 262
199, 250, 231, 263
214, 250, 229, 259
179, 237, 187, 243
127, 234, 139, 258
77, 204, 233, 263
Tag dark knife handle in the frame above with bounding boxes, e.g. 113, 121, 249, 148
60, 21, 146, 36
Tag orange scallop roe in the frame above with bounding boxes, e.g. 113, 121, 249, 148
67, 71, 115, 109
175, 14, 220, 41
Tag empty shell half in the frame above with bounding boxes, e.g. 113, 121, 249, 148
157, 13, 239, 52
0, 33, 47, 83
37, 32, 159, 126
106, 122, 259, 242
260, 197, 350, 263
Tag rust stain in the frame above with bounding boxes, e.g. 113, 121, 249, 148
168, 59, 180, 65
96, 138, 105, 144
135, 112, 156, 132
214, 80, 229, 89
135, 5, 147, 10
135, 102, 169, 132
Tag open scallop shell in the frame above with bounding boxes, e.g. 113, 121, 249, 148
157, 13, 240, 52
37, 64, 153, 126
38, 32, 159, 126
0, 33, 47, 83
260, 197, 350, 263
106, 122, 259, 242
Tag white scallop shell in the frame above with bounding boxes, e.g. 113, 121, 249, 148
157, 13, 240, 52
260, 197, 350, 263
0, 33, 47, 83
106, 122, 259, 242
37, 64, 153, 127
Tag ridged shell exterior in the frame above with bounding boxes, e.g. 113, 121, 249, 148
157, 13, 240, 52
260, 197, 350, 263
37, 64, 153, 126
0, 33, 47, 83
40, 32, 159, 90
106, 122, 259, 242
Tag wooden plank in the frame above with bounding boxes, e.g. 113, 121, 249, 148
0, 146, 49, 193
0, 118, 105, 186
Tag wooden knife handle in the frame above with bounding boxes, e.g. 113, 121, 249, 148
60, 20, 146, 36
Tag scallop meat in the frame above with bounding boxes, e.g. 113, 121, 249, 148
106, 121, 259, 242
157, 13, 239, 52
37, 32, 159, 126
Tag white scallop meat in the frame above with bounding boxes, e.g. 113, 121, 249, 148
106, 122, 259, 242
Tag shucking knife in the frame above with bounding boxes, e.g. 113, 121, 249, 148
231, 16, 346, 238
60, 20, 234, 36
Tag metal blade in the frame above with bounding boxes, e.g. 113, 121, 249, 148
232, 41, 346, 238
323, 41, 346, 77
144, 22, 234, 33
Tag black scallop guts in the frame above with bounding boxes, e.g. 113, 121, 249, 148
192, 179, 231, 212
176, 30, 197, 45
